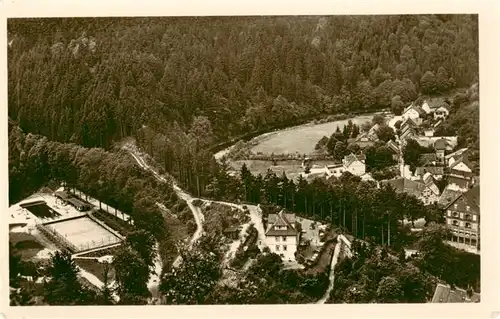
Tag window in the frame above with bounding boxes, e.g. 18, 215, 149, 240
452, 211, 458, 218
460, 213, 464, 219
275, 236, 280, 242
283, 245, 287, 251
454, 204, 458, 209
466, 206, 470, 211
447, 210, 451, 217
465, 223, 471, 229
473, 215, 477, 221
452, 220, 459, 226
276, 245, 280, 251
465, 214, 471, 220
282, 236, 287, 242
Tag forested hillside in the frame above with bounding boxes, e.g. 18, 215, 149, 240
8, 15, 479, 196
8, 15, 478, 146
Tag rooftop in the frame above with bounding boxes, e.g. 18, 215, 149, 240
431, 283, 480, 303
344, 153, 366, 167
266, 210, 298, 237
381, 178, 428, 198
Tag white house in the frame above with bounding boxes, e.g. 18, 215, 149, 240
421, 101, 436, 114
402, 104, 424, 124
342, 153, 366, 176
265, 210, 299, 261
434, 105, 450, 120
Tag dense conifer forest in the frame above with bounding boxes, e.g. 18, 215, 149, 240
8, 15, 480, 305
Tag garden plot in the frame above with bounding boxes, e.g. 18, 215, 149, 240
47, 216, 122, 252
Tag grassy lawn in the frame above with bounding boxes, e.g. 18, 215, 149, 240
74, 258, 115, 283
250, 114, 373, 155
10, 232, 45, 260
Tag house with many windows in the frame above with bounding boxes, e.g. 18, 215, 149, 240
265, 210, 299, 261
443, 186, 480, 250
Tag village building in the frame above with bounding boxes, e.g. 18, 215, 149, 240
434, 138, 448, 165
443, 186, 480, 249
381, 177, 440, 206
401, 104, 424, 124
431, 283, 480, 303
415, 166, 444, 180
445, 148, 468, 166
54, 191, 92, 211
386, 140, 400, 161
434, 105, 450, 121
438, 187, 463, 208
342, 153, 366, 176
420, 100, 437, 115
265, 210, 299, 261
348, 132, 377, 149
420, 153, 439, 167
415, 136, 458, 150
367, 123, 380, 138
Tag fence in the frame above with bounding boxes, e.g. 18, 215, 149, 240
36, 223, 78, 253
74, 236, 121, 253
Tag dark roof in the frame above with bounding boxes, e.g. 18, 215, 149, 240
431, 283, 480, 303
344, 153, 366, 167
420, 153, 437, 166
415, 166, 444, 176
463, 186, 480, 212
381, 178, 428, 198
401, 117, 419, 128
266, 211, 298, 236
445, 148, 468, 160
386, 140, 400, 154
438, 188, 462, 208
433, 138, 448, 150
54, 191, 70, 200
445, 186, 480, 213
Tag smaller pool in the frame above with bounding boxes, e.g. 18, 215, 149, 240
20, 201, 61, 219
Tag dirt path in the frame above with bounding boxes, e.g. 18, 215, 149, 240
122, 142, 205, 270
316, 241, 341, 304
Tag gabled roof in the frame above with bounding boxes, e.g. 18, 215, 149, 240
386, 140, 400, 154
464, 186, 480, 212
401, 117, 419, 129
420, 153, 437, 166
354, 132, 378, 143
444, 186, 480, 213
403, 104, 425, 116
433, 119, 443, 128
445, 148, 468, 160
381, 178, 428, 198
431, 283, 480, 303
438, 187, 463, 208
450, 156, 473, 171
344, 153, 366, 167
266, 210, 298, 236
415, 166, 444, 176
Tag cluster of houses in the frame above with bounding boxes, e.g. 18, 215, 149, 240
386, 100, 479, 252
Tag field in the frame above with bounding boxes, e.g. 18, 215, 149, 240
47, 216, 121, 251
249, 114, 373, 155
21, 202, 61, 219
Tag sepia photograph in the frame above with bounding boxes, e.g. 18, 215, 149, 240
3, 6, 491, 313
